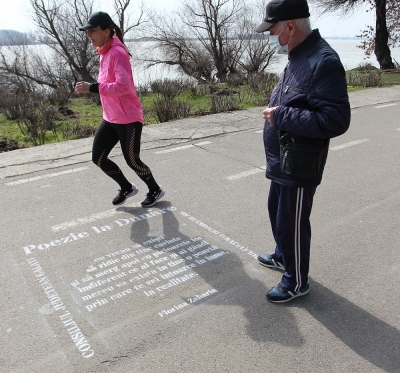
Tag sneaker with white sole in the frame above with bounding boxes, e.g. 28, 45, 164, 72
112, 184, 138, 206
141, 186, 165, 207
257, 254, 285, 271
267, 283, 309, 303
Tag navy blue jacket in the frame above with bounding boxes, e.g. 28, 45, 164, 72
264, 29, 351, 187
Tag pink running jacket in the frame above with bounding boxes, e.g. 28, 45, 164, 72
98, 37, 144, 125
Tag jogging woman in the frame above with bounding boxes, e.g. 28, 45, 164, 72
75, 11, 164, 207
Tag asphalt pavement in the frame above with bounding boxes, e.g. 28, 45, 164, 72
1, 85, 400, 373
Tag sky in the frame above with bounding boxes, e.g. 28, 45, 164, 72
0, 0, 375, 38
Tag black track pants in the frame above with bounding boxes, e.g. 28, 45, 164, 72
268, 181, 317, 292
92, 120, 159, 191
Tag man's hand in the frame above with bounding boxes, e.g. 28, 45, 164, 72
75, 81, 90, 94
263, 106, 278, 126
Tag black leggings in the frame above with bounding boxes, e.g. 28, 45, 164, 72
92, 120, 159, 191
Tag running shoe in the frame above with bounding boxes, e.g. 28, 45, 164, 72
267, 283, 310, 303
112, 184, 138, 206
141, 186, 165, 207
257, 254, 285, 271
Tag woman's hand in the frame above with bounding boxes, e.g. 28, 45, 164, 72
75, 81, 91, 94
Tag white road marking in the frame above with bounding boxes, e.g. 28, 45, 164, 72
374, 103, 397, 109
396, 128, 400, 132
330, 139, 369, 151
5, 167, 89, 186
255, 130, 263, 133
155, 141, 212, 154
51, 203, 142, 232
226, 166, 266, 180
155, 144, 193, 154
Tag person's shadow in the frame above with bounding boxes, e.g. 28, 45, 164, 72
298, 280, 400, 372
119, 201, 400, 372
119, 200, 303, 347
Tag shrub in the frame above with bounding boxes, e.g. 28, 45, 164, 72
189, 84, 208, 97
210, 95, 239, 114
347, 71, 384, 87
60, 118, 96, 139
352, 61, 378, 71
137, 83, 151, 97
150, 79, 185, 100
226, 72, 247, 87
153, 98, 192, 123
1, 88, 60, 146
0, 137, 25, 152
247, 72, 279, 95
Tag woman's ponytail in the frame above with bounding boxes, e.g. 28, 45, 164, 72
113, 26, 132, 57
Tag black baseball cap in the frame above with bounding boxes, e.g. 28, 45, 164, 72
255, 0, 310, 33
79, 11, 117, 31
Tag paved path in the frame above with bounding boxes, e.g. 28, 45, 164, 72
1, 85, 400, 179
1, 85, 400, 373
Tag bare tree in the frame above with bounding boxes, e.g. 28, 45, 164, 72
311, 0, 397, 69
0, 0, 147, 96
144, 13, 215, 82
239, 36, 275, 74
0, 44, 55, 89
357, 0, 400, 66
144, 0, 275, 82
0, 0, 97, 95
181, 0, 246, 80
236, 8, 276, 74
30, 0, 99, 82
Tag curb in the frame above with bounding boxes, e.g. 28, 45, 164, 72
1, 85, 400, 180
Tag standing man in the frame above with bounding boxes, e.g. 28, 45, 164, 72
255, 0, 351, 303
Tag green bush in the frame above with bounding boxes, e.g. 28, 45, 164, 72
2, 70, 399, 147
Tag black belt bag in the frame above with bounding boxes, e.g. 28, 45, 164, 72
278, 131, 326, 179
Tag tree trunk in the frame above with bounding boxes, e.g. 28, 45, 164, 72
374, 0, 395, 69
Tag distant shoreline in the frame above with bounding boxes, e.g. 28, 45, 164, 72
0, 28, 368, 47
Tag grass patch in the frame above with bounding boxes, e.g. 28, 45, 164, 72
384, 72, 400, 85
68, 97, 102, 127
0, 115, 20, 140
1, 68, 399, 149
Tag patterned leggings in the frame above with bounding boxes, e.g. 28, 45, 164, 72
92, 120, 159, 191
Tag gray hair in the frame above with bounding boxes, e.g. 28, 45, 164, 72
277, 18, 312, 33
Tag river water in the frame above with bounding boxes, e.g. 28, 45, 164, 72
129, 38, 400, 86
2, 39, 399, 87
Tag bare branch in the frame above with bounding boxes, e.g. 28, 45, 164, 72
113, 0, 148, 37
310, 0, 397, 69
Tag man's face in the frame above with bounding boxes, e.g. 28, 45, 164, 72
86, 26, 109, 48
270, 22, 291, 42
268, 23, 282, 36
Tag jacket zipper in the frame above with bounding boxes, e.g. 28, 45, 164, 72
278, 61, 290, 105
284, 86, 304, 94
277, 61, 290, 139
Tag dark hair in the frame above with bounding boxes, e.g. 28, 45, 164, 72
100, 25, 132, 57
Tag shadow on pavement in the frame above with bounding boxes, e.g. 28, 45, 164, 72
119, 201, 400, 372
119, 200, 304, 347
297, 279, 400, 373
